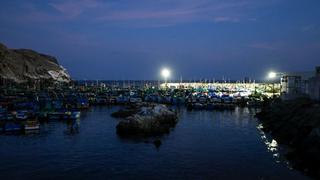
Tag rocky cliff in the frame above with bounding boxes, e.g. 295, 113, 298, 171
0, 43, 71, 83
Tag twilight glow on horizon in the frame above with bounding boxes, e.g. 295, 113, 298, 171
0, 0, 319, 80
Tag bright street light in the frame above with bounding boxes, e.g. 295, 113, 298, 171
267, 71, 284, 97
268, 71, 277, 79
161, 68, 171, 80
161, 68, 171, 89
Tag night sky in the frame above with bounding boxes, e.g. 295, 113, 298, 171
0, 0, 319, 80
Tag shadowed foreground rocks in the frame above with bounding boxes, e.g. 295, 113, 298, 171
115, 104, 178, 137
256, 98, 320, 178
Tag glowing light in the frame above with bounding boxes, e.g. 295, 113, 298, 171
268, 72, 277, 79
161, 68, 171, 79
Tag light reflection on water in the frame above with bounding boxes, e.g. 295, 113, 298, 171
257, 124, 285, 165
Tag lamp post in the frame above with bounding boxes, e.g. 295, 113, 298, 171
268, 71, 283, 97
161, 68, 171, 89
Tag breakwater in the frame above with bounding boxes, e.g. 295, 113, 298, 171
256, 98, 320, 178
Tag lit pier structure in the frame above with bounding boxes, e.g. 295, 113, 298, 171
160, 82, 281, 97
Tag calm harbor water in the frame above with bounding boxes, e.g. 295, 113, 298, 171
0, 106, 308, 179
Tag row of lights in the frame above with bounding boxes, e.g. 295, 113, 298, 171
161, 68, 280, 81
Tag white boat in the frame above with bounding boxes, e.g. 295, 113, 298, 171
16, 111, 29, 120
24, 120, 40, 130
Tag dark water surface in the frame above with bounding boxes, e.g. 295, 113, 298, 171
0, 107, 308, 179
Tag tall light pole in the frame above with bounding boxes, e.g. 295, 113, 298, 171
268, 71, 283, 97
161, 68, 171, 89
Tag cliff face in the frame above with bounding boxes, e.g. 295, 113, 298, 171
0, 43, 71, 83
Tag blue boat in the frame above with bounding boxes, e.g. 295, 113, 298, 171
71, 111, 81, 119
48, 110, 81, 120
24, 120, 40, 131
0, 113, 7, 121
52, 100, 64, 110
15, 110, 29, 120
116, 95, 129, 104
96, 96, 107, 105
0, 107, 7, 113
5, 122, 22, 132
14, 101, 38, 111
0, 107, 7, 121
129, 95, 142, 103
145, 95, 159, 103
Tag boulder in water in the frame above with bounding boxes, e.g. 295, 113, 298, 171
116, 104, 178, 137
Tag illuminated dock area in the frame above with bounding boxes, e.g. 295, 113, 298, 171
160, 82, 281, 96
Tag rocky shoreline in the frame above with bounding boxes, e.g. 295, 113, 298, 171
256, 98, 320, 178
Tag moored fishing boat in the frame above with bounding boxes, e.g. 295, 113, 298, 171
96, 96, 107, 105
48, 110, 81, 120
0, 107, 7, 121
193, 102, 205, 110
210, 96, 221, 103
221, 94, 233, 104
36, 111, 49, 120
24, 120, 40, 131
129, 96, 142, 103
161, 95, 172, 104
47, 111, 66, 120
144, 95, 158, 103
4, 122, 22, 132
172, 96, 185, 105
15, 110, 29, 120
116, 95, 129, 104
66, 111, 81, 120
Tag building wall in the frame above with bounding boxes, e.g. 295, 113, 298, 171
307, 68, 320, 101
281, 75, 303, 95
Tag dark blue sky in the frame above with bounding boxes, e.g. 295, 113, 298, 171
0, 0, 319, 80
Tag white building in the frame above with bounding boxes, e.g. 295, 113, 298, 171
280, 66, 320, 101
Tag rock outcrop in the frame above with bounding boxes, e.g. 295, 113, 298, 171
116, 104, 178, 137
256, 98, 320, 178
0, 43, 71, 83
111, 106, 140, 118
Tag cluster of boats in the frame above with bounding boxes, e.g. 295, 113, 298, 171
0, 84, 266, 132
0, 90, 85, 133
77, 86, 264, 108
123, 90, 262, 108
0, 109, 40, 132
